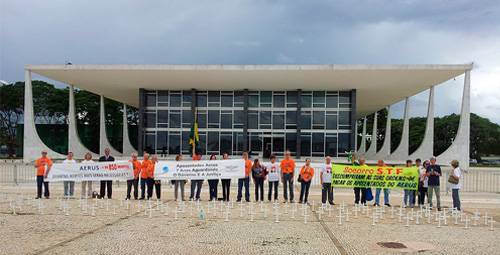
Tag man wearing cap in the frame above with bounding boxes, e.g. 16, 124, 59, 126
34, 150, 52, 199
426, 156, 442, 211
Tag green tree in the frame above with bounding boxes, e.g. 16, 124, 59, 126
0, 82, 24, 157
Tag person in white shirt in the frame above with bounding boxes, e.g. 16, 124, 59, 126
321, 156, 335, 205
267, 155, 280, 203
449, 160, 461, 211
62, 152, 77, 198
417, 159, 428, 206
81, 152, 94, 198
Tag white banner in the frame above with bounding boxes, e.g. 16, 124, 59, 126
45, 161, 134, 182
154, 159, 245, 180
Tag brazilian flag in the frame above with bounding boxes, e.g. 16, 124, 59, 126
189, 122, 199, 154
348, 153, 355, 163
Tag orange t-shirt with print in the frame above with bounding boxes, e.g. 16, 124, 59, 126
147, 162, 156, 178
36, 157, 53, 176
280, 158, 296, 174
141, 160, 152, 179
300, 166, 314, 182
129, 160, 142, 178
245, 159, 252, 177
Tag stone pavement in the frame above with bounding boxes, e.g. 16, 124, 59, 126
0, 184, 499, 254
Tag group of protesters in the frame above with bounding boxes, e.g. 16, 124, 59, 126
34, 149, 461, 212
350, 152, 462, 211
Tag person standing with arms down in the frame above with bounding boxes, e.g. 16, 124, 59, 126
237, 152, 252, 202
208, 155, 219, 201
426, 156, 442, 211
190, 148, 204, 201
62, 152, 77, 199
267, 155, 280, 203
449, 160, 461, 212
34, 150, 52, 199
99, 148, 115, 199
127, 153, 141, 200
298, 158, 314, 204
139, 153, 152, 200
221, 153, 231, 201
280, 151, 296, 203
374, 159, 390, 207
174, 155, 186, 201
417, 159, 428, 207
350, 152, 368, 205
321, 156, 335, 205
251, 158, 266, 202
81, 152, 94, 199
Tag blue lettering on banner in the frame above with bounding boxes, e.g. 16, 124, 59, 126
80, 165, 99, 171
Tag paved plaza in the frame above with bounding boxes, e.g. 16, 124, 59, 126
1, 184, 499, 254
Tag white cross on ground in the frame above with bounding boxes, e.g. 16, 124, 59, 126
112, 202, 117, 215
482, 212, 489, 225
337, 211, 345, 225
344, 209, 351, 222
274, 209, 281, 223
389, 206, 396, 219
239, 203, 245, 217
463, 215, 470, 229
488, 217, 496, 231
404, 213, 411, 227
224, 206, 231, 222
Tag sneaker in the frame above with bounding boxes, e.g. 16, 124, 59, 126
275, 199, 279, 203
298, 200, 303, 204
236, 199, 241, 202
290, 200, 295, 203
63, 196, 68, 199
182, 198, 186, 201
283, 200, 288, 203
35, 196, 40, 199
245, 199, 250, 202
385, 204, 391, 207
45, 196, 50, 199
438, 208, 442, 211
329, 202, 335, 205
373, 203, 379, 206
70, 196, 75, 199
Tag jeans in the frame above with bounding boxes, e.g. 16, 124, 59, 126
100, 180, 112, 199
254, 178, 264, 201
375, 188, 389, 205
282, 173, 294, 201
404, 189, 415, 205
147, 178, 154, 199
36, 175, 50, 198
452, 189, 460, 211
221, 179, 231, 201
126, 179, 139, 199
190, 180, 203, 200
81, 181, 92, 198
63, 181, 75, 197
140, 178, 148, 199
208, 180, 219, 201
237, 177, 250, 201
418, 186, 427, 205
174, 180, 186, 200
427, 185, 441, 209
268, 181, 279, 201
322, 183, 334, 204
354, 187, 367, 204
299, 180, 311, 203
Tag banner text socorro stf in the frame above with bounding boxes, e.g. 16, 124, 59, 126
331, 165, 419, 190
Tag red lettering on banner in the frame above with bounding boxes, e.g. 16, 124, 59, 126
397, 168, 403, 175
377, 168, 383, 174
386, 168, 393, 174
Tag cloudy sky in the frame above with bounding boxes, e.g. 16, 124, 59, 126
1, 0, 499, 123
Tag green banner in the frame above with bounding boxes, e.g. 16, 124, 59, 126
331, 164, 419, 190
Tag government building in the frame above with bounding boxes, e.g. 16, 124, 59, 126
22, 64, 472, 168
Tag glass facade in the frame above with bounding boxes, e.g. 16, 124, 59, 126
141, 90, 354, 157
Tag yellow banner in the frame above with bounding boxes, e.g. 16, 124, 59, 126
331, 164, 419, 190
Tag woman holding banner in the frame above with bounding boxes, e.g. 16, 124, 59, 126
298, 158, 314, 204
267, 155, 280, 203
403, 160, 415, 208
174, 155, 186, 201
208, 155, 219, 201
147, 156, 161, 200
81, 152, 94, 199
221, 153, 231, 201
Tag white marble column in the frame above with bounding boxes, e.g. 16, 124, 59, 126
122, 104, 138, 156
373, 106, 391, 159
68, 85, 98, 158
357, 118, 367, 155
388, 98, 410, 160
437, 71, 471, 169
409, 87, 434, 160
23, 70, 65, 162
364, 112, 378, 158
99, 95, 122, 157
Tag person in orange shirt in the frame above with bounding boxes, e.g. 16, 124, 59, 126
237, 152, 252, 202
280, 150, 296, 203
140, 153, 152, 200
147, 156, 160, 199
298, 158, 314, 204
374, 159, 390, 207
34, 150, 52, 199
190, 148, 203, 201
127, 153, 142, 200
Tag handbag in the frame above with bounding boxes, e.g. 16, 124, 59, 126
297, 174, 303, 182
366, 188, 373, 201
448, 175, 459, 185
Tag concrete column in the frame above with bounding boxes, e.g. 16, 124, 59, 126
68, 85, 98, 158
373, 106, 391, 159
122, 104, 138, 156
409, 87, 434, 160
99, 95, 122, 156
296, 89, 302, 158
437, 71, 471, 169
357, 117, 367, 155
22, 70, 65, 163
137, 89, 145, 156
242, 89, 249, 153
387, 98, 410, 160
363, 112, 378, 159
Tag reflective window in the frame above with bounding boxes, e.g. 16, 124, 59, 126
339, 111, 350, 125
325, 136, 337, 157
145, 134, 155, 154
221, 114, 232, 129
313, 111, 325, 124
338, 133, 351, 154
301, 112, 311, 129
250, 133, 262, 152
197, 94, 207, 107
326, 115, 338, 130
157, 131, 167, 150
260, 111, 271, 124
273, 95, 285, 108
220, 134, 232, 155
145, 112, 156, 128
326, 95, 338, 108
208, 132, 219, 152
273, 134, 284, 153
221, 94, 233, 107
197, 113, 207, 129
158, 91, 169, 102
286, 111, 296, 124
312, 133, 324, 152
170, 94, 181, 107
286, 133, 297, 153
146, 94, 156, 107
208, 110, 220, 124
170, 112, 181, 128
273, 114, 284, 129
182, 131, 190, 153
260, 91, 272, 107
249, 94, 259, 108
248, 111, 258, 129
182, 91, 191, 107
182, 110, 191, 124
234, 91, 244, 107
168, 133, 180, 154
158, 110, 168, 124
301, 94, 312, 108
301, 133, 311, 156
